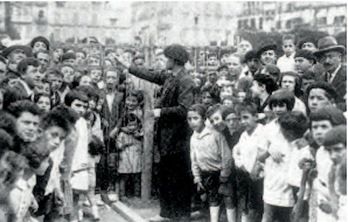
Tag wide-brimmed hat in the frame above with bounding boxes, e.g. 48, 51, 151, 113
313, 36, 345, 58
2, 45, 33, 58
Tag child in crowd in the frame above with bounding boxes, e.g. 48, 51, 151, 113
85, 135, 105, 220
89, 66, 103, 90
64, 90, 91, 222
188, 104, 233, 222
46, 69, 64, 106
32, 107, 73, 222
323, 125, 346, 221
116, 113, 143, 200
233, 102, 264, 222
221, 95, 236, 108
9, 140, 51, 222
201, 86, 220, 108
34, 92, 52, 113
307, 106, 346, 222
279, 111, 312, 222
277, 34, 296, 72
220, 84, 234, 101
59, 64, 75, 102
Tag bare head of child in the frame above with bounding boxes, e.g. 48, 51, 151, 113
206, 104, 227, 132
278, 111, 309, 142
40, 107, 73, 152
323, 125, 346, 166
88, 135, 105, 164
34, 92, 52, 113
309, 106, 346, 147
187, 104, 207, 133
236, 102, 258, 134
125, 90, 143, 111
123, 113, 142, 134
64, 90, 89, 118
282, 34, 296, 57
268, 89, 295, 118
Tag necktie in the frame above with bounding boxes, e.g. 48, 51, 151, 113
326, 72, 332, 83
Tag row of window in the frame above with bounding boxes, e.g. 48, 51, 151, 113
238, 15, 346, 30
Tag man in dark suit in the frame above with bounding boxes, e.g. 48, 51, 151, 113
99, 68, 124, 203
314, 36, 346, 101
15, 58, 41, 100
115, 44, 195, 222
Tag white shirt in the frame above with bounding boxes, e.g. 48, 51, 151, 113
233, 124, 265, 173
106, 93, 115, 113
277, 52, 296, 72
45, 144, 65, 195
9, 174, 37, 222
190, 127, 232, 183
263, 123, 295, 207
314, 146, 336, 221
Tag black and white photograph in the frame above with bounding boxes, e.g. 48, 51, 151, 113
0, 1, 346, 222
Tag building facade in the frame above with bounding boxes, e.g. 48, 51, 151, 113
237, 2, 346, 35
131, 2, 243, 47
6, 1, 131, 44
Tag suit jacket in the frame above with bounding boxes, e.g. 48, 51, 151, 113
101, 91, 124, 142
14, 80, 33, 100
129, 64, 195, 156
320, 64, 346, 101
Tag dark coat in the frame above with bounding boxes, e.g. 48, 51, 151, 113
320, 64, 346, 101
100, 91, 124, 140
14, 80, 33, 100
129, 64, 195, 156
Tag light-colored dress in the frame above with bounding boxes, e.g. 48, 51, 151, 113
70, 118, 89, 191
116, 132, 142, 174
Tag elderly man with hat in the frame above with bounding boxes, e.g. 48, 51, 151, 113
314, 36, 346, 100
115, 44, 194, 222
2, 45, 33, 72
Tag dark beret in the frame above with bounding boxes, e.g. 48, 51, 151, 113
30, 36, 50, 51
298, 37, 317, 49
295, 50, 316, 63
244, 50, 258, 63
163, 44, 189, 65
256, 40, 277, 58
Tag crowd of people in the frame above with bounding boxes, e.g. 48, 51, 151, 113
0, 32, 346, 222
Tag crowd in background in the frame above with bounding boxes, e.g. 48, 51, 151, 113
0, 32, 346, 222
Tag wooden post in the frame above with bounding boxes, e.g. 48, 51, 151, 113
141, 87, 154, 200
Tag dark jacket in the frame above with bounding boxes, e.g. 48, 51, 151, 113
320, 64, 346, 101
129, 64, 195, 156
100, 91, 124, 140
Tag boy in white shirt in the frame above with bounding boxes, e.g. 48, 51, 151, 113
64, 90, 90, 222
277, 34, 296, 72
233, 102, 265, 222
306, 106, 346, 222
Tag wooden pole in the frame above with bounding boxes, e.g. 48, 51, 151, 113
141, 87, 154, 200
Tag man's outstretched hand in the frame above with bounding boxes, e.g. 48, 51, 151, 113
113, 54, 131, 70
